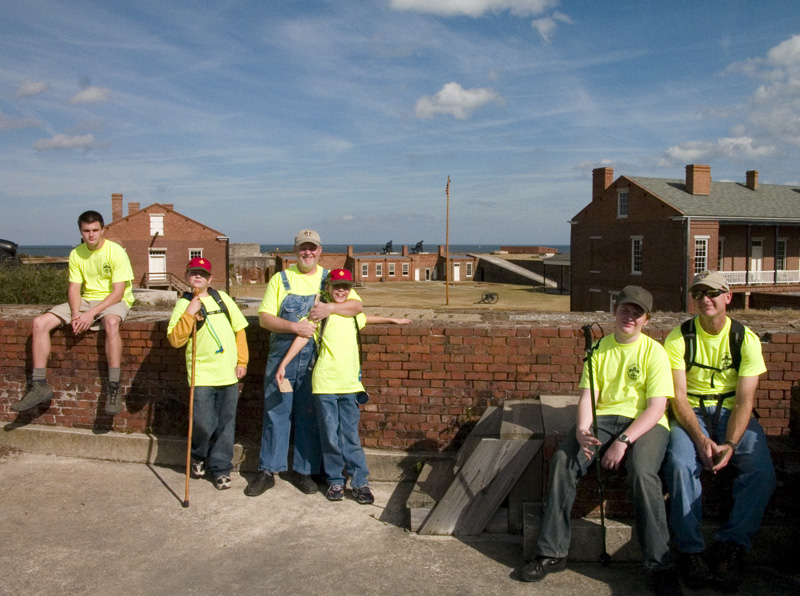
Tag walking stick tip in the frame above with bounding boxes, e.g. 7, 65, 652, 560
182, 500, 189, 508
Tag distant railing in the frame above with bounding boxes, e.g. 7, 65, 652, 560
142, 272, 190, 293
721, 270, 800, 285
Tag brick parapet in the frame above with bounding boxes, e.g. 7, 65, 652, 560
0, 315, 794, 451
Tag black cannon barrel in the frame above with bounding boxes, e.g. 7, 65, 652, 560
0, 239, 19, 255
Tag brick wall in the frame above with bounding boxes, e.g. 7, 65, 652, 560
0, 314, 795, 450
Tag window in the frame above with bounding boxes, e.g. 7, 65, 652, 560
777, 239, 787, 270
388, 263, 395, 276
631, 236, 643, 274
694, 237, 709, 274
402, 263, 409, 276
466, 262, 473, 277
376, 264, 383, 277
361, 263, 369, 278
617, 190, 629, 218
150, 213, 164, 236
718, 238, 725, 271
189, 248, 203, 260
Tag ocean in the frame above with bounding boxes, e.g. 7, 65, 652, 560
18, 243, 570, 258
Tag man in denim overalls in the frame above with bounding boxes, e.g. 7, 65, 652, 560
246, 230, 363, 496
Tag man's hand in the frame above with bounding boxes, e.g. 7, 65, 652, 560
293, 319, 317, 339
308, 301, 334, 323
695, 435, 718, 471
710, 443, 734, 473
601, 441, 627, 471
71, 311, 95, 334
577, 428, 601, 460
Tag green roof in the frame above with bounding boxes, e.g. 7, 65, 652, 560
629, 176, 800, 222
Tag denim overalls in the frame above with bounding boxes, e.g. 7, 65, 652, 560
257, 269, 327, 475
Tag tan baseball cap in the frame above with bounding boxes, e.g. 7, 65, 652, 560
294, 229, 321, 248
689, 271, 730, 292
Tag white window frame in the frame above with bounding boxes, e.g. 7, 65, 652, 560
376, 263, 383, 277
402, 263, 409, 276
388, 263, 395, 277
189, 248, 203, 260
694, 236, 709, 274
361, 263, 369, 278
630, 236, 643, 275
617, 190, 629, 218
466, 262, 473, 277
150, 213, 165, 236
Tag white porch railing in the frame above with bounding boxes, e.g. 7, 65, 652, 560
721, 270, 800, 285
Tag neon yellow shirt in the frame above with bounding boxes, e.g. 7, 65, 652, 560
258, 266, 360, 316
579, 333, 674, 430
664, 317, 766, 409
68, 240, 134, 307
311, 312, 367, 395
167, 292, 248, 386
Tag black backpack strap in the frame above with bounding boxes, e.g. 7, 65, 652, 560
728, 318, 745, 372
207, 288, 232, 326
680, 317, 696, 372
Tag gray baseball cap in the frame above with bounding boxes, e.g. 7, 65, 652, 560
615, 285, 653, 313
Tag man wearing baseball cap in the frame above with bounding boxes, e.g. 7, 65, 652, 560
664, 272, 775, 591
246, 230, 363, 497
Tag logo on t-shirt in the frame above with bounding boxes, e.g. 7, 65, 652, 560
627, 364, 641, 381
721, 353, 732, 369
103, 263, 112, 275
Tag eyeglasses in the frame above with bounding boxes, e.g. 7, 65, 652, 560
691, 288, 726, 300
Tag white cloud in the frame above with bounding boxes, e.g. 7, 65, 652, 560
34, 133, 96, 151
415, 82, 504, 119
15, 80, 50, 97
531, 10, 572, 44
69, 86, 111, 104
0, 109, 38, 131
390, 0, 559, 18
660, 136, 775, 165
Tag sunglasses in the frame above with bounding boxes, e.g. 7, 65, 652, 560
691, 288, 726, 300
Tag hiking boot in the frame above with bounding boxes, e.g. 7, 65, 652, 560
676, 551, 713, 589
11, 381, 54, 411
291, 472, 318, 494
214, 475, 232, 490
325, 484, 344, 501
352, 485, 374, 505
105, 382, 123, 415
190, 459, 206, 478
519, 556, 567, 582
709, 541, 744, 592
652, 568, 684, 596
244, 471, 274, 496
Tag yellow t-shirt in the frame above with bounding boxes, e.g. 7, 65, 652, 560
311, 312, 367, 395
579, 333, 674, 430
68, 239, 134, 307
167, 292, 248, 386
664, 318, 766, 409
258, 265, 361, 317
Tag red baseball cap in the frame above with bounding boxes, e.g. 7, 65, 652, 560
327, 268, 353, 286
186, 257, 212, 274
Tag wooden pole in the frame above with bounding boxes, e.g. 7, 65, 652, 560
445, 176, 450, 305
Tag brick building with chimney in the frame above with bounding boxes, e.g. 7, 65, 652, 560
571, 165, 800, 312
105, 193, 229, 292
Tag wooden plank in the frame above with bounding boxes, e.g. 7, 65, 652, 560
418, 438, 543, 536
504, 399, 545, 533
406, 459, 456, 532
500, 399, 544, 440
454, 405, 502, 473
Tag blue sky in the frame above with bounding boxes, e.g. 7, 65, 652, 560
2, 0, 800, 247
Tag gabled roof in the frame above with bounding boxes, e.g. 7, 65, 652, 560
629, 176, 800, 222
106, 203, 226, 236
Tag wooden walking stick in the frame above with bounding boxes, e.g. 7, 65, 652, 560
182, 309, 198, 508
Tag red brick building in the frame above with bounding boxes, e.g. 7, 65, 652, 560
104, 194, 229, 292
571, 165, 800, 312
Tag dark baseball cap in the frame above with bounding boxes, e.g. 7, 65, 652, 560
615, 285, 653, 313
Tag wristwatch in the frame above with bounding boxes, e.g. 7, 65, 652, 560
724, 439, 738, 453
617, 434, 632, 447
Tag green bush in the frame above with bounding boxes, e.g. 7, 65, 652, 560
0, 264, 69, 304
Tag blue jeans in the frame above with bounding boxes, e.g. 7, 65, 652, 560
257, 292, 321, 475
315, 393, 369, 488
536, 416, 672, 570
665, 405, 776, 553
191, 384, 239, 477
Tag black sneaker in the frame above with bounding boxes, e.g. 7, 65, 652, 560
325, 484, 344, 501
519, 556, 567, 582
244, 471, 274, 496
652, 568, 684, 596
709, 541, 744, 592
352, 485, 374, 505
291, 472, 318, 494
676, 551, 713, 589
105, 382, 123, 415
12, 381, 53, 411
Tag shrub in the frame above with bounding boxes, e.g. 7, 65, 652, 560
0, 264, 69, 304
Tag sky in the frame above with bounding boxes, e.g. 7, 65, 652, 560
2, 0, 800, 247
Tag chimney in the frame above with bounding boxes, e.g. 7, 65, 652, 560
686, 164, 711, 195
402, 245, 409, 256
592, 167, 614, 201
746, 170, 759, 191
112, 193, 123, 221
163, 203, 174, 210
128, 202, 140, 216
347, 245, 354, 257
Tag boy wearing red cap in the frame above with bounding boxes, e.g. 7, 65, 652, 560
167, 257, 249, 490
276, 269, 410, 503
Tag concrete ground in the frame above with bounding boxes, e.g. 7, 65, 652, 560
1, 450, 797, 596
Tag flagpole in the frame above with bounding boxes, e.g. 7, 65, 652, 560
445, 176, 450, 306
